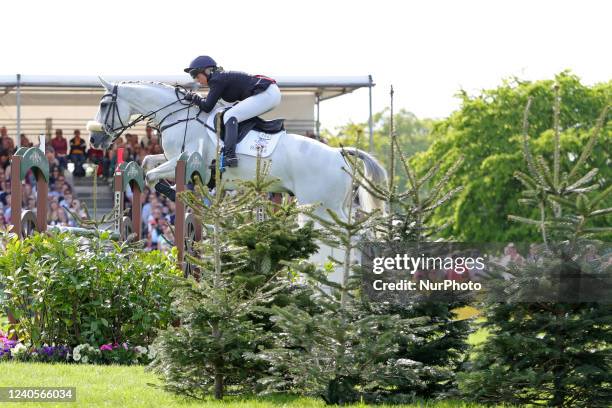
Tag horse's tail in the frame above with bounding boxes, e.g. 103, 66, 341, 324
342, 147, 388, 215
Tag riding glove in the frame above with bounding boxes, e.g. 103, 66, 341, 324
184, 91, 203, 106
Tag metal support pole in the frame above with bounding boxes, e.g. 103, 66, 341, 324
175, 159, 186, 274
368, 74, 374, 153
10, 155, 23, 238
315, 93, 321, 139
16, 74, 21, 147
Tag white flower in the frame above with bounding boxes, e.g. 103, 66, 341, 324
73, 344, 87, 354
81, 356, 89, 363
12, 343, 27, 357
134, 346, 147, 354
73, 352, 81, 362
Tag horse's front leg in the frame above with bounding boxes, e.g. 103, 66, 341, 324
144, 156, 180, 186
142, 153, 167, 173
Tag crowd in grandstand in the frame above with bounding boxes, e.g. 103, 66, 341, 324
0, 125, 323, 252
0, 125, 175, 252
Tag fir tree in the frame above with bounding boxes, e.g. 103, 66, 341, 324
348, 86, 472, 398
151, 152, 318, 400
254, 128, 440, 405
461, 90, 611, 407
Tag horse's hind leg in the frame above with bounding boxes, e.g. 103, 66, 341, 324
293, 174, 352, 225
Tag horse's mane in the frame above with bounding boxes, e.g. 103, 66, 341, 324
118, 81, 176, 91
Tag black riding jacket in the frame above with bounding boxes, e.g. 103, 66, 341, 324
197, 71, 276, 113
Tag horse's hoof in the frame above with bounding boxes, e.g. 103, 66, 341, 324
144, 174, 156, 187
155, 181, 176, 202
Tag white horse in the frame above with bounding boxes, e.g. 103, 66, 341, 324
87, 78, 387, 221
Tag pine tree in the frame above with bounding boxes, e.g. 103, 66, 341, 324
253, 127, 441, 405
151, 153, 318, 400
461, 90, 611, 407
347, 86, 471, 398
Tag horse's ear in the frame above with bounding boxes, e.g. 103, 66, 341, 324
98, 76, 113, 90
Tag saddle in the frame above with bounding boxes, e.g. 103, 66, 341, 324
215, 108, 285, 144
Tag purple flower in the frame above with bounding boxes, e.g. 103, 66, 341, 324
41, 346, 55, 356
100, 344, 114, 351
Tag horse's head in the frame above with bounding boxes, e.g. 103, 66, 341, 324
86, 77, 133, 150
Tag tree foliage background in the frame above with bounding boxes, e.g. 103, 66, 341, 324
410, 71, 611, 241
327, 72, 610, 242
324, 108, 435, 190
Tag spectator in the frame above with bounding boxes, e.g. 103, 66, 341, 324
26, 197, 36, 211
151, 143, 163, 155
146, 219, 161, 250
49, 166, 62, 186
3, 193, 11, 220
0, 127, 16, 155
499, 243, 526, 267
59, 191, 74, 210
102, 148, 115, 178
69, 130, 87, 177
141, 193, 157, 226
0, 127, 12, 156
48, 200, 63, 226
88, 144, 104, 177
0, 151, 9, 171
19, 134, 32, 148
57, 209, 70, 227
51, 129, 69, 169
70, 199, 87, 221
46, 147, 61, 170
158, 220, 174, 254
141, 126, 158, 149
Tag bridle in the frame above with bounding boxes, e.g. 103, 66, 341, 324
99, 84, 196, 143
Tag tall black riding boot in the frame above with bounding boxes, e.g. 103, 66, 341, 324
223, 116, 239, 167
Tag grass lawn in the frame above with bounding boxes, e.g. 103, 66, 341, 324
0, 362, 496, 408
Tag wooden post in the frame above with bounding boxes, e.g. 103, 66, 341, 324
114, 171, 124, 239
10, 155, 22, 239
175, 159, 187, 272
132, 183, 142, 240
114, 148, 125, 239
36, 172, 48, 233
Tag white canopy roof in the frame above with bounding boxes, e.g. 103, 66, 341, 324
0, 75, 374, 104
0, 75, 374, 141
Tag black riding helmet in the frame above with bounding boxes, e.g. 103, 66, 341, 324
184, 55, 217, 79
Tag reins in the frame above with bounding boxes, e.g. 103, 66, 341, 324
100, 84, 200, 144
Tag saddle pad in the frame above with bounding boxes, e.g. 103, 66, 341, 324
235, 130, 283, 158
205, 108, 284, 158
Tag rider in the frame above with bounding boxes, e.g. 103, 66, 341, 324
183, 56, 281, 167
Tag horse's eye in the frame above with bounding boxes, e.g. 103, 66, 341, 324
100, 102, 108, 108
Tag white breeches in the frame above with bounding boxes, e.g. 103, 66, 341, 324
223, 84, 281, 124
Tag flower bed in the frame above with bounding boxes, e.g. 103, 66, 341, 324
1, 330, 155, 365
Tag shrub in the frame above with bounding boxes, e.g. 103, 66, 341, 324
0, 229, 182, 348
